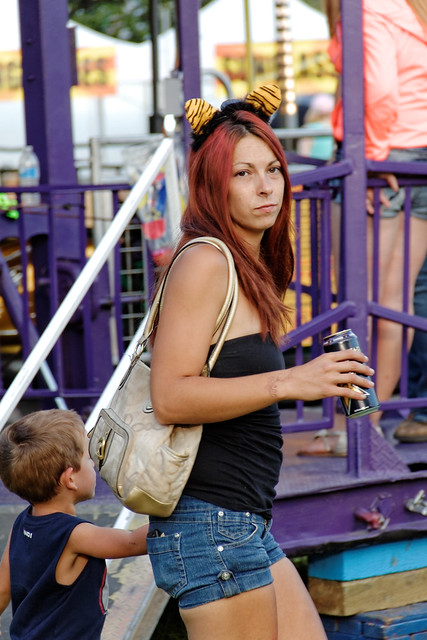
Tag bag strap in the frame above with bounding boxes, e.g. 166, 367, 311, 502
137, 237, 238, 376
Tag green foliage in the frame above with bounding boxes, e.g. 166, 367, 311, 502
68, 1, 324, 43
303, 0, 322, 11
68, 0, 211, 43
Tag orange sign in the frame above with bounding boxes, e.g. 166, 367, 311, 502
0, 50, 22, 99
0, 47, 117, 100
215, 41, 337, 97
73, 47, 117, 97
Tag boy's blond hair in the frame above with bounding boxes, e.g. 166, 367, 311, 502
0, 409, 86, 504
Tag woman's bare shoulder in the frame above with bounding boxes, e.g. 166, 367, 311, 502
167, 242, 230, 293
154, 242, 232, 351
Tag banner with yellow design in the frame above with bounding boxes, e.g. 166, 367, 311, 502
215, 40, 337, 98
0, 47, 117, 100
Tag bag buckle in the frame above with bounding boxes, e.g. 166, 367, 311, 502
96, 436, 107, 463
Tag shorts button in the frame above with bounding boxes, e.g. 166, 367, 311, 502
218, 511, 224, 517
220, 570, 231, 581
217, 545, 224, 552
174, 533, 180, 538
245, 512, 250, 517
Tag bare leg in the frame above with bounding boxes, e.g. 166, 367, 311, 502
368, 214, 427, 426
272, 557, 327, 640
180, 557, 326, 640
180, 583, 279, 640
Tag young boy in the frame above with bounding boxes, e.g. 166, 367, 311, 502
0, 409, 149, 639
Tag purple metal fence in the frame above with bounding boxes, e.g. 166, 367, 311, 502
0, 183, 152, 415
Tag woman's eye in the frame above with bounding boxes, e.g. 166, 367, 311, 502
269, 166, 281, 174
236, 170, 249, 177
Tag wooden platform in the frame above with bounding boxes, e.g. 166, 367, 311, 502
308, 535, 427, 616
310, 568, 427, 616
309, 538, 427, 581
279, 408, 427, 498
271, 407, 427, 557
322, 601, 427, 639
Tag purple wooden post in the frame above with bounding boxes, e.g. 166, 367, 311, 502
18, 0, 113, 407
340, 1, 406, 475
176, 0, 201, 154
341, 0, 367, 344
19, 0, 76, 187
340, 0, 372, 474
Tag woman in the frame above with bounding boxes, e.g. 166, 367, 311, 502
147, 84, 375, 640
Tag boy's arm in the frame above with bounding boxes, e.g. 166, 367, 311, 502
0, 534, 11, 616
67, 522, 149, 560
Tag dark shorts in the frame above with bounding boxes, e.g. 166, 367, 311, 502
147, 495, 285, 609
380, 148, 427, 220
331, 145, 427, 220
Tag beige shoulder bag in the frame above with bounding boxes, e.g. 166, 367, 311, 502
89, 237, 238, 516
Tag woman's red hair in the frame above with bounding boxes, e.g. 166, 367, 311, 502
175, 110, 294, 344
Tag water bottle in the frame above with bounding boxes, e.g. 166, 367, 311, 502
18, 145, 40, 206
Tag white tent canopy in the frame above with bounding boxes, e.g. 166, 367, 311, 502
200, 0, 328, 68
0, 0, 327, 166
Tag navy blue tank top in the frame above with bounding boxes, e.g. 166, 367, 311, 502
184, 333, 284, 519
9, 506, 108, 639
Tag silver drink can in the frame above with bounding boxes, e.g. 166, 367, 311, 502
323, 329, 380, 418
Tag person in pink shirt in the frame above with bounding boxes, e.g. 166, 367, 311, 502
361, 0, 427, 437
301, 0, 427, 454
329, 0, 427, 160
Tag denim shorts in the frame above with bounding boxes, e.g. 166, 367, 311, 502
147, 495, 285, 609
330, 145, 427, 219
381, 148, 427, 220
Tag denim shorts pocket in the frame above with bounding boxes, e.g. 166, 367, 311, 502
147, 532, 187, 597
215, 511, 258, 547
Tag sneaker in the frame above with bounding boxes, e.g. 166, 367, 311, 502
394, 414, 427, 443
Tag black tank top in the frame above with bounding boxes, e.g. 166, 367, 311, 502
184, 333, 284, 519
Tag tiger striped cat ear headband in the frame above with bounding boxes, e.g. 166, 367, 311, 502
185, 83, 282, 151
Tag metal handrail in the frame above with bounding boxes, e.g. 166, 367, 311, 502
0, 137, 181, 430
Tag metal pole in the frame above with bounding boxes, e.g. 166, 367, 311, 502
149, 0, 164, 133
244, 0, 254, 90
275, 0, 298, 132
340, 0, 372, 475
0, 139, 175, 429
176, 0, 201, 154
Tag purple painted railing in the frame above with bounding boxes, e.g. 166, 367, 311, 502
283, 161, 427, 429
0, 183, 152, 415
1, 165, 425, 428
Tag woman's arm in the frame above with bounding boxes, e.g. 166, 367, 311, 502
150, 244, 375, 426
